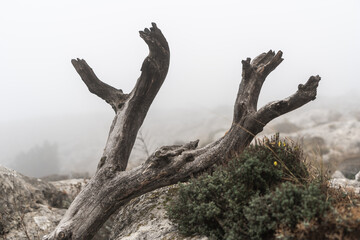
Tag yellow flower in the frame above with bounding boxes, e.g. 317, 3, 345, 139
278, 141, 281, 147
274, 161, 278, 166
283, 142, 286, 147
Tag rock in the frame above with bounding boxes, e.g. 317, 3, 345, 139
356, 171, 360, 182
330, 170, 360, 194
0, 164, 69, 239
0, 165, 117, 240
332, 170, 345, 179
50, 178, 89, 200
282, 120, 360, 159
336, 156, 360, 179
110, 185, 208, 240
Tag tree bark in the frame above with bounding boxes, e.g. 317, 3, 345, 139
44, 23, 321, 240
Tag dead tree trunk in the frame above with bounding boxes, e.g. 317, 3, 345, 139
44, 23, 321, 240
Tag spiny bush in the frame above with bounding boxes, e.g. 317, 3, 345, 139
167, 135, 330, 240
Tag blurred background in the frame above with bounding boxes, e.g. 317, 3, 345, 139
1, 0, 359, 178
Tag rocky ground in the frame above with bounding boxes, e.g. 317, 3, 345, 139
261, 108, 360, 189
0, 165, 207, 239
330, 170, 360, 194
0, 165, 115, 239
2, 164, 359, 240
0, 165, 69, 239
1, 107, 360, 239
110, 185, 207, 240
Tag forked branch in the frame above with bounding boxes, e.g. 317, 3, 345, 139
71, 59, 127, 112
45, 23, 321, 240
71, 22, 169, 114
255, 75, 321, 124
234, 50, 283, 123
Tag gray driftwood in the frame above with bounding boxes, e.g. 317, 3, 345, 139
44, 23, 321, 239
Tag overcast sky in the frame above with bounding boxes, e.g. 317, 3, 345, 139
1, 0, 359, 122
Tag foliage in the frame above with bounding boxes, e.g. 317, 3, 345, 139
167, 135, 330, 240
244, 182, 329, 240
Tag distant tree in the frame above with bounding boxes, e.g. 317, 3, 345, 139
11, 141, 59, 178
45, 23, 321, 239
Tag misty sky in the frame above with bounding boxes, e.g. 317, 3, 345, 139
1, 0, 359, 122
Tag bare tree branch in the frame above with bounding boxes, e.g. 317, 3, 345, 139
71, 59, 127, 112
233, 50, 284, 122
44, 23, 321, 240
255, 75, 321, 124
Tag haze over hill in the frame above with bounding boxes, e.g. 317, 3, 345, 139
0, 94, 359, 178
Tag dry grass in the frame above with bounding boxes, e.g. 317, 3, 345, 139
275, 157, 360, 240
281, 187, 360, 240
262, 135, 360, 240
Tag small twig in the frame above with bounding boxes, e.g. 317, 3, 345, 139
137, 130, 151, 158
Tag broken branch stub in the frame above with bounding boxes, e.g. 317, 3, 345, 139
44, 23, 320, 240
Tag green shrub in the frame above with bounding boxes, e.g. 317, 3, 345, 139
250, 135, 309, 184
167, 156, 274, 239
167, 136, 329, 240
244, 182, 330, 240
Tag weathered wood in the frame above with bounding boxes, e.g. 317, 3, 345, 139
44, 23, 321, 240
71, 59, 127, 112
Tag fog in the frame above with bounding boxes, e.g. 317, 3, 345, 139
1, 0, 359, 177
